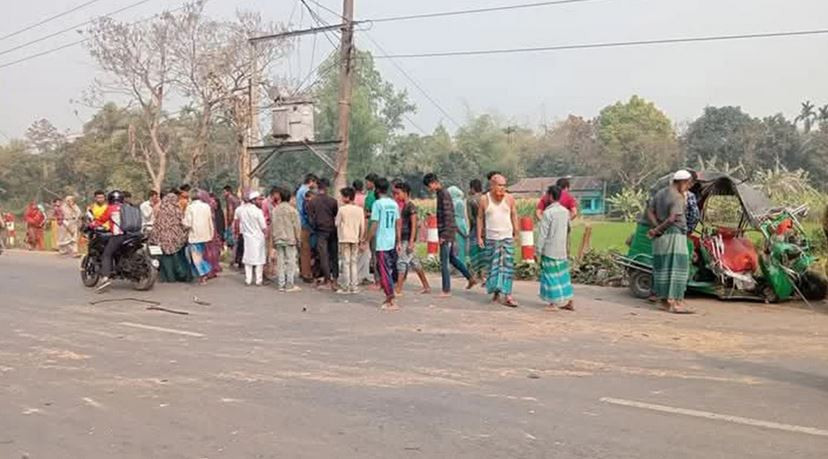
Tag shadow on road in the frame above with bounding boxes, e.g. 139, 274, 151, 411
700, 355, 828, 393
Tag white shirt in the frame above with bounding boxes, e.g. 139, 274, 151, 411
140, 200, 155, 231
235, 203, 268, 266
537, 202, 570, 260
182, 200, 214, 244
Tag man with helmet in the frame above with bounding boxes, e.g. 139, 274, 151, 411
90, 190, 126, 292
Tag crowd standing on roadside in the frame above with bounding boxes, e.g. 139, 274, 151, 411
3, 166, 701, 315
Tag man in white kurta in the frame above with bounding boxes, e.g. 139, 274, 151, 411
234, 192, 268, 286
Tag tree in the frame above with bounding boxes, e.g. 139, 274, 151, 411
754, 114, 802, 169
795, 100, 817, 134
596, 96, 678, 189
87, 10, 176, 192
818, 104, 828, 130
682, 106, 760, 170
313, 50, 415, 182
526, 115, 598, 177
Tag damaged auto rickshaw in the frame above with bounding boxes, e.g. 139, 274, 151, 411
616, 172, 828, 302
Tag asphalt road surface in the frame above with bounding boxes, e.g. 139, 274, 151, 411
2, 251, 828, 458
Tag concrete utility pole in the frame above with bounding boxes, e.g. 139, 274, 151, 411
249, 44, 261, 190
333, 0, 355, 191
240, 44, 261, 191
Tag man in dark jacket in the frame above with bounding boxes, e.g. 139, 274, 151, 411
423, 173, 476, 296
307, 178, 339, 290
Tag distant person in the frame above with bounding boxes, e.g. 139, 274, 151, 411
296, 173, 319, 282
536, 186, 574, 311
647, 170, 694, 314
352, 179, 366, 208
59, 196, 82, 257
307, 178, 339, 290
88, 190, 109, 231
467, 179, 488, 283
448, 186, 469, 265
270, 187, 302, 292
362, 173, 380, 286
423, 173, 476, 297
24, 201, 46, 251
536, 177, 578, 221
150, 192, 192, 283
206, 192, 224, 279
367, 177, 401, 310
477, 173, 520, 307
223, 185, 243, 269
50, 198, 64, 250
140, 190, 160, 234
235, 191, 268, 286
178, 184, 191, 211
393, 182, 430, 295
335, 187, 365, 293
183, 190, 215, 285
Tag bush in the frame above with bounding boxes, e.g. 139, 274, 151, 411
606, 188, 647, 222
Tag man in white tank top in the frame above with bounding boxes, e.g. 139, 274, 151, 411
476, 174, 520, 307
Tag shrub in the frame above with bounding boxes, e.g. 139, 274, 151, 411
606, 188, 647, 222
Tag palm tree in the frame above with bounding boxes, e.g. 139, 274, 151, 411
818, 104, 828, 130
795, 100, 817, 133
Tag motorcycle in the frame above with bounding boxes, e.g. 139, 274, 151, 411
80, 225, 160, 291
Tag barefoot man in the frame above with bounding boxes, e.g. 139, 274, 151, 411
477, 173, 520, 307
647, 170, 694, 314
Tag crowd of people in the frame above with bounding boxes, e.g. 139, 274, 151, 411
3, 168, 699, 314
66, 171, 578, 311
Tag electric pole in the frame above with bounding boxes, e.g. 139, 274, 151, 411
333, 0, 355, 191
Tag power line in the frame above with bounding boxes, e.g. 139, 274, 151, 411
307, 1, 459, 130
364, 32, 460, 129
0, 3, 188, 70
372, 28, 828, 59
367, 0, 603, 24
0, 0, 106, 42
0, 0, 153, 58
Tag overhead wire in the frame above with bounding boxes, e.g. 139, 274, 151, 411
0, 0, 153, 58
0, 0, 106, 42
371, 28, 828, 59
306, 1, 456, 131
367, 0, 605, 24
363, 32, 460, 129
0, 2, 189, 70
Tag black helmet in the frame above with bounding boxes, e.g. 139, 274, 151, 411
107, 190, 124, 204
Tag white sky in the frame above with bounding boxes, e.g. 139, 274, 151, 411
1, 0, 827, 140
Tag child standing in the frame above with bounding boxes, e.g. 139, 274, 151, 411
536, 186, 574, 311
270, 188, 302, 292
336, 187, 366, 293
366, 178, 401, 310
393, 182, 431, 295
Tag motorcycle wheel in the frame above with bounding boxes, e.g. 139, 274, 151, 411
628, 270, 652, 299
132, 253, 157, 291
81, 255, 100, 287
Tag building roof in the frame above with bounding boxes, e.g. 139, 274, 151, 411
510, 176, 604, 194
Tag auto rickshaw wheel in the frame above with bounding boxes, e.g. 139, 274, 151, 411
628, 270, 652, 299
798, 270, 828, 301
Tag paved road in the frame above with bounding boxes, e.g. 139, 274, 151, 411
2, 251, 828, 458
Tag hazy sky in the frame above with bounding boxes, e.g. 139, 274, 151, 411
1, 0, 827, 140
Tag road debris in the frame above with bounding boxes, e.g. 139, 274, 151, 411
89, 297, 161, 306
147, 306, 190, 316
193, 296, 211, 306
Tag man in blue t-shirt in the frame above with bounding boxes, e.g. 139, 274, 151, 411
366, 177, 401, 310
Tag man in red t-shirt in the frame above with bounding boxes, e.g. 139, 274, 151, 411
536, 178, 578, 221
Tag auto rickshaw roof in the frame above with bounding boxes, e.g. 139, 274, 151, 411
650, 171, 774, 224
